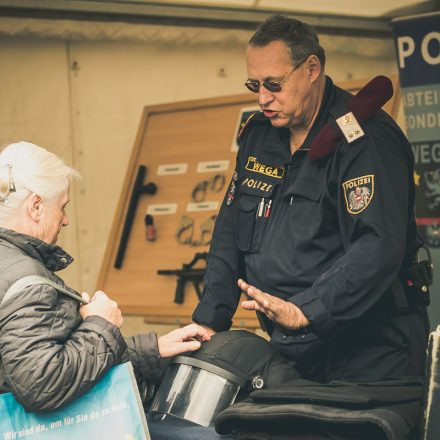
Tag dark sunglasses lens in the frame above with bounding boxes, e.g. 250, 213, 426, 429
263, 81, 282, 93
245, 82, 260, 93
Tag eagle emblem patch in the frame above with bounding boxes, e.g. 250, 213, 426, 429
342, 175, 374, 214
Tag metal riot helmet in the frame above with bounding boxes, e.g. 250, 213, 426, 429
149, 330, 299, 427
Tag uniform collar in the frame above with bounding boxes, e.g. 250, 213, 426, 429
0, 227, 73, 271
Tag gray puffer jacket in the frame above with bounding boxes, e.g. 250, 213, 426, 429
0, 227, 162, 412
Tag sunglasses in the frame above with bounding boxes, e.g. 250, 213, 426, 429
244, 57, 308, 93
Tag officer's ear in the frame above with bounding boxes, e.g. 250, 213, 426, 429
306, 55, 322, 83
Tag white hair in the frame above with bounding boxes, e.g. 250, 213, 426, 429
0, 141, 80, 222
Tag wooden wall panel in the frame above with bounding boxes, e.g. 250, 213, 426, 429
97, 93, 260, 327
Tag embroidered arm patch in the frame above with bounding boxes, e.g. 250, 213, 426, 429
342, 175, 375, 214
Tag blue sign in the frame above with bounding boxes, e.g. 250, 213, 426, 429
393, 13, 439, 88
392, 12, 440, 247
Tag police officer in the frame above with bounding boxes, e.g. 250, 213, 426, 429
192, 15, 430, 382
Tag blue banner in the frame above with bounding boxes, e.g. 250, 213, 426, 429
392, 12, 440, 247
0, 362, 150, 440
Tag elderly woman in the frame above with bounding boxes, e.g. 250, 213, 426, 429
0, 141, 210, 412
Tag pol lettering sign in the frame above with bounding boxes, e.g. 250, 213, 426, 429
392, 12, 440, 247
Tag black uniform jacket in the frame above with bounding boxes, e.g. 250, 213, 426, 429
193, 76, 429, 382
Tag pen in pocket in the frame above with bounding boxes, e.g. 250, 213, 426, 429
257, 197, 265, 218
264, 199, 272, 218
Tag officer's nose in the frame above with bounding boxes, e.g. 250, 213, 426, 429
258, 86, 274, 107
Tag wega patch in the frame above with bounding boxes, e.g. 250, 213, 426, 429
245, 156, 284, 179
343, 175, 374, 214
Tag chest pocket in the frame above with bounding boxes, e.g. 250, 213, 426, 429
237, 184, 278, 253
282, 178, 324, 240
284, 177, 323, 203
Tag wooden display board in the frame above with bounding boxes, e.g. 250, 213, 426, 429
97, 93, 260, 328
97, 77, 400, 328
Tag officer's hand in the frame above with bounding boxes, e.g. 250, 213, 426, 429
158, 323, 211, 358
79, 291, 123, 328
238, 279, 310, 330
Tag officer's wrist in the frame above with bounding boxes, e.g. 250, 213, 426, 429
289, 303, 310, 329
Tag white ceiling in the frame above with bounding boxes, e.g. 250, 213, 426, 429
0, 0, 436, 39
138, 0, 436, 17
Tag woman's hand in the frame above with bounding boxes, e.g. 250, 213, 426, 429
158, 323, 211, 357
79, 291, 123, 328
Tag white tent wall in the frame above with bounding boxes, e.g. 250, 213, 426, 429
0, 36, 81, 284
0, 18, 403, 334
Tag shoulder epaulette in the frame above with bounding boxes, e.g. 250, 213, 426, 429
237, 111, 267, 140
309, 75, 393, 160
